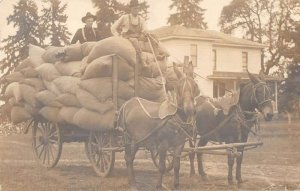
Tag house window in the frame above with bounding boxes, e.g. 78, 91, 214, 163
213, 81, 225, 98
190, 44, 197, 67
213, 49, 217, 70
242, 52, 248, 72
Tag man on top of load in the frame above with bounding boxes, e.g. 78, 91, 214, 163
111, 0, 147, 38
71, 12, 102, 44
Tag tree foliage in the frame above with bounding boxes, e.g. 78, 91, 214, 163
40, 0, 71, 46
0, 0, 43, 75
167, 0, 207, 29
92, 0, 149, 38
219, 0, 300, 75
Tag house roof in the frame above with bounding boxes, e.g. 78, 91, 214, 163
207, 71, 283, 82
151, 25, 267, 49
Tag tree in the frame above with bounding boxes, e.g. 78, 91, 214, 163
40, 0, 71, 46
92, 0, 149, 38
219, 0, 300, 75
167, 0, 207, 29
0, 0, 43, 75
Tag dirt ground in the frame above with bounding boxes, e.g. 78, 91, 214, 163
0, 120, 300, 191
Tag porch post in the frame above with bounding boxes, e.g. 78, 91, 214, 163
274, 81, 278, 113
233, 80, 237, 91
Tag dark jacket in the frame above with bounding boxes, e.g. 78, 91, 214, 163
71, 27, 102, 44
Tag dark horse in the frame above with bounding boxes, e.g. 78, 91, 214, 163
118, 63, 200, 190
189, 71, 273, 184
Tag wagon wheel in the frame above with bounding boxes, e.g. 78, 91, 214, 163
88, 131, 115, 177
151, 148, 174, 172
32, 121, 62, 168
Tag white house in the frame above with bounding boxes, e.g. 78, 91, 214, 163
151, 25, 280, 112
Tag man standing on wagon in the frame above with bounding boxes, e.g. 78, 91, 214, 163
71, 12, 102, 44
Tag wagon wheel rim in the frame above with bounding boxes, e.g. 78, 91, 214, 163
88, 131, 115, 177
32, 122, 62, 168
151, 148, 174, 172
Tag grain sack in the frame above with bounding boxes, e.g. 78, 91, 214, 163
42, 46, 65, 63
20, 78, 45, 91
15, 58, 32, 71
81, 41, 97, 57
20, 67, 39, 78
56, 93, 81, 107
78, 78, 134, 101
8, 97, 16, 106
72, 108, 115, 131
76, 88, 114, 114
24, 103, 39, 116
4, 82, 22, 102
36, 90, 63, 107
29, 44, 45, 68
79, 56, 89, 75
11, 106, 32, 124
54, 60, 81, 76
81, 55, 134, 81
4, 72, 24, 83
39, 106, 61, 123
57, 107, 80, 124
43, 80, 61, 95
139, 52, 167, 78
63, 43, 83, 62
35, 63, 61, 81
137, 77, 166, 102
53, 76, 80, 95
165, 67, 177, 91
87, 36, 136, 65
20, 84, 39, 107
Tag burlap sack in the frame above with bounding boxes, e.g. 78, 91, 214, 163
81, 55, 134, 81
24, 103, 39, 116
137, 77, 166, 102
55, 61, 81, 76
76, 88, 114, 114
72, 108, 115, 131
29, 44, 45, 68
81, 41, 97, 57
57, 107, 80, 124
39, 106, 61, 123
20, 84, 39, 107
4, 72, 24, 83
42, 46, 65, 63
79, 56, 89, 75
63, 43, 83, 62
36, 90, 63, 107
139, 52, 167, 78
5, 82, 22, 102
11, 106, 32, 124
43, 80, 61, 95
35, 63, 61, 81
55, 93, 81, 107
20, 67, 39, 78
53, 76, 80, 95
20, 78, 45, 91
15, 58, 32, 71
78, 78, 134, 101
87, 36, 136, 65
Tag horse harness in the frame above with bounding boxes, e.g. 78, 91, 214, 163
251, 82, 272, 107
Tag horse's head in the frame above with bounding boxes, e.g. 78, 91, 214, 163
173, 62, 200, 118
241, 71, 273, 121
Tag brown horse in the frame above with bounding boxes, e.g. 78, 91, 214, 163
118, 63, 199, 190
189, 71, 273, 185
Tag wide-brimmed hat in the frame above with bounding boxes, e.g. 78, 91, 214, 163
81, 12, 96, 23
129, 0, 140, 8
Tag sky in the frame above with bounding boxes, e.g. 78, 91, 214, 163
0, 0, 231, 42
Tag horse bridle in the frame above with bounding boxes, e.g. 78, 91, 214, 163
251, 82, 272, 107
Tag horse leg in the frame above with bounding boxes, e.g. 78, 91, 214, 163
226, 138, 235, 185
188, 140, 196, 176
124, 143, 138, 189
156, 141, 168, 190
197, 139, 208, 180
173, 144, 184, 190
236, 132, 249, 184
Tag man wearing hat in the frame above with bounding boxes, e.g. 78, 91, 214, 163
111, 0, 147, 38
71, 12, 102, 44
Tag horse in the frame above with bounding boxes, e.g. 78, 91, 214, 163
117, 62, 200, 190
189, 71, 273, 185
